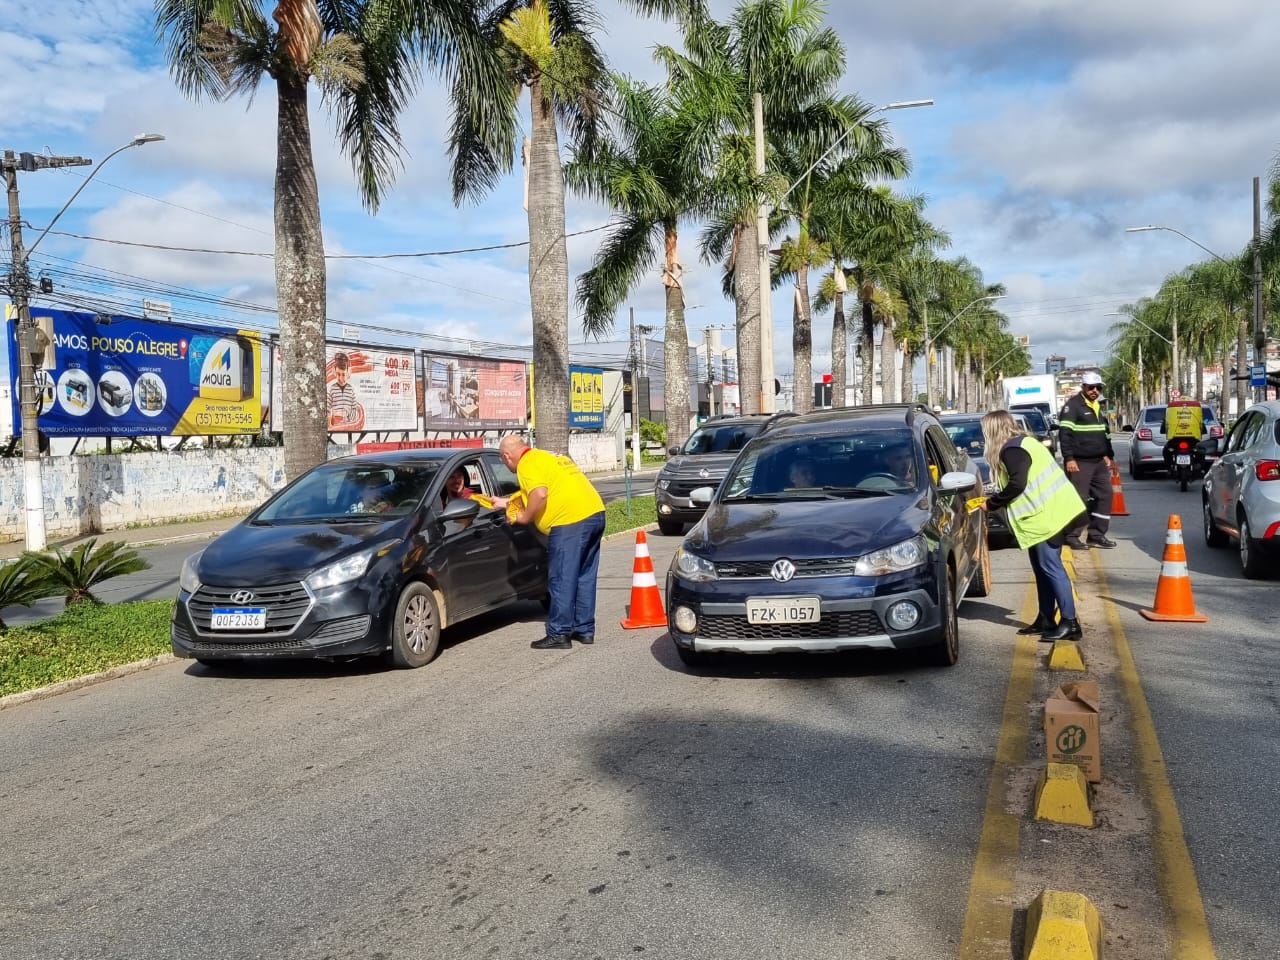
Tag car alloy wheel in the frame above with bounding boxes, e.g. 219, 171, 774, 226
1239, 515, 1267, 580
927, 565, 959, 667
386, 581, 442, 668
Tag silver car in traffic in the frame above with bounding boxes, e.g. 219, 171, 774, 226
1202, 400, 1280, 578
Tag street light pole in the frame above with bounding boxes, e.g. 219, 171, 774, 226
2, 134, 164, 550
759, 98, 933, 415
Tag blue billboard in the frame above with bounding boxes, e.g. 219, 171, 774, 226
5, 306, 263, 437
569, 364, 605, 429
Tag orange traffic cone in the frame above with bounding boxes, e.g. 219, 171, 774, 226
1110, 462, 1130, 517
621, 530, 667, 629
1140, 514, 1207, 622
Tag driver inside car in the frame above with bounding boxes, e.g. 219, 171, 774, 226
881, 442, 917, 484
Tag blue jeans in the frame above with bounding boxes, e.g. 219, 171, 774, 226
1029, 539, 1076, 621
545, 511, 606, 638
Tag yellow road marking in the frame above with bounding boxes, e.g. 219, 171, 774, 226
959, 581, 1039, 959
1092, 552, 1217, 959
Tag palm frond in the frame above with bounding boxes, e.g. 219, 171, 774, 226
575, 215, 663, 337
23, 539, 151, 607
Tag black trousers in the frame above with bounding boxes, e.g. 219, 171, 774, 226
1067, 457, 1112, 540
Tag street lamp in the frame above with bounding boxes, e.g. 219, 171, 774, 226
5, 133, 164, 550
925, 294, 1006, 410
759, 98, 933, 414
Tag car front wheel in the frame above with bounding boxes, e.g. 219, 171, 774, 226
1203, 499, 1228, 548
386, 582, 442, 668
967, 527, 992, 598
925, 565, 959, 667
1239, 514, 1269, 580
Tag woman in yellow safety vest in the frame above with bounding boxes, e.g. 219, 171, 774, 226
980, 410, 1088, 641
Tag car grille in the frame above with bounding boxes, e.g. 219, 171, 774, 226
715, 558, 859, 579
699, 610, 883, 640
665, 478, 721, 498
310, 616, 373, 645
187, 583, 312, 635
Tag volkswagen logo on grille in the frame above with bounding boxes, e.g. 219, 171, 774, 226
699, 467, 711, 479
230, 590, 255, 603
771, 559, 796, 582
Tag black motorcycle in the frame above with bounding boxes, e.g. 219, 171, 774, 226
1162, 436, 1219, 491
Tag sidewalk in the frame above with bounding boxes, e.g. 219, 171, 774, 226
0, 463, 661, 561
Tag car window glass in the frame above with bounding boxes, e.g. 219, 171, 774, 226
943, 420, 985, 457
484, 452, 521, 496
721, 430, 915, 497
1240, 413, 1266, 450
259, 463, 439, 520
923, 426, 954, 481
1226, 413, 1257, 453
1144, 407, 1165, 425
684, 422, 763, 454
439, 459, 493, 508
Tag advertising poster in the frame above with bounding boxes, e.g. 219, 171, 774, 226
423, 354, 528, 431
270, 342, 418, 433
569, 364, 605, 429
5, 306, 262, 437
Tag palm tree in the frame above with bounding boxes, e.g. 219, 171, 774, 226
23, 539, 150, 607
448, 0, 698, 455
564, 72, 713, 451
155, 0, 487, 479
0, 556, 57, 630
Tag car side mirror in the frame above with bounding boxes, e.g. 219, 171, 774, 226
938, 471, 978, 493
440, 497, 481, 522
1122, 424, 1133, 432
668, 445, 680, 457
689, 486, 715, 506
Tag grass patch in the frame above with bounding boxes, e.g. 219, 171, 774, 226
0, 599, 173, 698
604, 494, 656, 537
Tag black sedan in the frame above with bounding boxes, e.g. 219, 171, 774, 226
171, 449, 547, 669
666, 405, 990, 669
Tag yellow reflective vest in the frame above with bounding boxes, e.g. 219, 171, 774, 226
997, 436, 1087, 549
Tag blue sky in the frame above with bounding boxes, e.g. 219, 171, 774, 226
4, 0, 1280, 398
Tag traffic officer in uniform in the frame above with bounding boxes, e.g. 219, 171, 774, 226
1058, 371, 1117, 549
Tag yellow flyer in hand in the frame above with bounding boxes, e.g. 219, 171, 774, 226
966, 496, 987, 513
469, 493, 496, 510
505, 491, 526, 522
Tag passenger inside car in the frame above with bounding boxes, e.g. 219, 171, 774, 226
788, 460, 817, 488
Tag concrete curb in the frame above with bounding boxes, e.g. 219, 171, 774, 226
0, 653, 177, 711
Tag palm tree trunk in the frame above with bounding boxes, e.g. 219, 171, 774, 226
734, 217, 762, 415
880, 316, 895, 406
859, 282, 874, 405
663, 223, 691, 450
830, 265, 847, 408
527, 76, 569, 454
275, 72, 328, 481
901, 343, 914, 402
792, 261, 812, 415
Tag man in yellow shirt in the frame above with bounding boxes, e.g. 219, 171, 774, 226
493, 435, 607, 650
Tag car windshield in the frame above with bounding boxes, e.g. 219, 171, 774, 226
256, 462, 441, 522
721, 429, 919, 499
943, 420, 986, 457
681, 421, 764, 455
1144, 405, 1218, 425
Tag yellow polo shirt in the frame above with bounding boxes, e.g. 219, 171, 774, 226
517, 449, 605, 535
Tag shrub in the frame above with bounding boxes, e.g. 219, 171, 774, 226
22, 538, 151, 607
0, 557, 59, 631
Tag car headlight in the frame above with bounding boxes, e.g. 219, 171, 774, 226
672, 545, 717, 582
657, 478, 671, 490
854, 535, 927, 576
179, 550, 204, 593
304, 541, 399, 591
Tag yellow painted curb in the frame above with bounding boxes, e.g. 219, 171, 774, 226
1048, 639, 1086, 671
1023, 888, 1102, 960
1033, 763, 1094, 827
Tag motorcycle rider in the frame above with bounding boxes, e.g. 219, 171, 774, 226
1162, 397, 1205, 473
1058, 371, 1117, 550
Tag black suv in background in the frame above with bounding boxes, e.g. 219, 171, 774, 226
654, 414, 772, 535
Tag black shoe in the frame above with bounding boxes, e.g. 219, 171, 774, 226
572, 633, 595, 645
1065, 538, 1089, 551
1087, 536, 1117, 549
1017, 615, 1055, 636
531, 635, 572, 650
1042, 618, 1082, 641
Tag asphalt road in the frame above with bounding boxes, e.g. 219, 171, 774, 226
2, 442, 1276, 958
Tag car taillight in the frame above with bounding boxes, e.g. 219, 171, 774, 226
1256, 460, 1280, 482
1137, 428, 1153, 440
1209, 424, 1223, 438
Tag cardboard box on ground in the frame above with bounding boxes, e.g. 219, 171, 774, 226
1044, 681, 1102, 783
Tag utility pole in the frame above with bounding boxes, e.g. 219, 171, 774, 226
4, 148, 92, 551
703, 326, 716, 418
629, 307, 641, 472
1254, 176, 1266, 403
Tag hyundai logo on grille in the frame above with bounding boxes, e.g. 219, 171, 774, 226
230, 590, 255, 603
771, 559, 796, 582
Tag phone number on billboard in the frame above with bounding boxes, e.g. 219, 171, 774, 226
194, 411, 257, 427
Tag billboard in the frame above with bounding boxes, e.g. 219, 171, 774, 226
423, 354, 528, 431
569, 365, 605, 429
270, 342, 418, 433
4, 306, 263, 437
